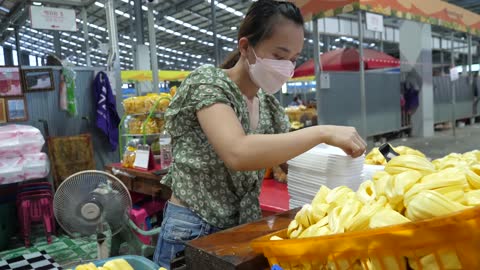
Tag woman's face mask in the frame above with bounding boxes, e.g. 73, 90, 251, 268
246, 49, 295, 94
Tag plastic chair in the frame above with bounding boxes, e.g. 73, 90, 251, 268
16, 192, 55, 247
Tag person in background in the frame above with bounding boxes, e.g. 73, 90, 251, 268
153, 1, 367, 268
290, 95, 303, 106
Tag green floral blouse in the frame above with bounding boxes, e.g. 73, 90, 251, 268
161, 65, 289, 229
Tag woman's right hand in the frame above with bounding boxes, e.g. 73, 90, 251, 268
321, 125, 367, 158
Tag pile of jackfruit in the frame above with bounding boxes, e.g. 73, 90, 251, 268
365, 145, 426, 165
281, 148, 480, 269
74, 259, 134, 270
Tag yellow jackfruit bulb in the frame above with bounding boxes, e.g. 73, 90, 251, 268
294, 204, 314, 228
369, 208, 411, 228
289, 224, 304, 239
432, 153, 469, 170
103, 259, 134, 270
365, 148, 386, 165
372, 170, 390, 181
393, 170, 423, 197
421, 167, 466, 185
356, 180, 377, 204
298, 221, 331, 238
394, 145, 426, 157
341, 199, 363, 229
347, 201, 384, 231
434, 185, 467, 204
405, 190, 469, 221
384, 170, 422, 209
287, 219, 299, 237
311, 185, 330, 206
374, 175, 391, 197
466, 166, 480, 189
463, 150, 480, 162
385, 155, 436, 176
326, 186, 354, 206
311, 202, 334, 224
76, 263, 98, 270
328, 206, 345, 234
465, 190, 480, 206
404, 168, 467, 205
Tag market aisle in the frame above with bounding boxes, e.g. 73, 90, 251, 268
387, 123, 480, 159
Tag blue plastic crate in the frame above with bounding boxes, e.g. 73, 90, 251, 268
74, 255, 160, 270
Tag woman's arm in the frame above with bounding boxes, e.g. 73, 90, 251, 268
197, 103, 366, 171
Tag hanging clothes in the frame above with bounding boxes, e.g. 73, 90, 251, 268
93, 71, 120, 151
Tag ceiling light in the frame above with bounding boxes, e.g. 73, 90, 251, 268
180, 41, 186, 45
231, 26, 237, 30
7, 27, 14, 31
32, 2, 42, 5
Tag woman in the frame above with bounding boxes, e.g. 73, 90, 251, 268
154, 1, 366, 268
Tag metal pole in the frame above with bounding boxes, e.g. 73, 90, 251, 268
81, 7, 91, 66
105, 0, 124, 116
53, 31, 61, 59
468, 34, 474, 123
358, 11, 368, 140
440, 38, 444, 74
380, 30, 384, 52
211, 0, 220, 66
313, 18, 322, 124
134, 0, 144, 45
14, 27, 22, 66
325, 36, 331, 52
147, 5, 159, 93
451, 33, 456, 137
468, 34, 473, 85
128, 0, 136, 68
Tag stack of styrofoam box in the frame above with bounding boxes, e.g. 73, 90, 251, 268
0, 125, 49, 184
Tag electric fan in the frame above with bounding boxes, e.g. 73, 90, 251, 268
53, 170, 132, 259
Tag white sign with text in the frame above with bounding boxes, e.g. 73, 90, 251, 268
366, 12, 384, 33
30, 6, 77, 32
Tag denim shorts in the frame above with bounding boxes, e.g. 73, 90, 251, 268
153, 201, 221, 269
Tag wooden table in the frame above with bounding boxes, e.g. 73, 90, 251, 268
104, 163, 171, 199
185, 208, 299, 270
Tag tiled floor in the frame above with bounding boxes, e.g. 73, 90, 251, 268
0, 225, 99, 268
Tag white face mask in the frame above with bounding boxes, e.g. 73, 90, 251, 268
247, 49, 295, 94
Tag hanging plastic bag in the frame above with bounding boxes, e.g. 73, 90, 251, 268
62, 67, 77, 117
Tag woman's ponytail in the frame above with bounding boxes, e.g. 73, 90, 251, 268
220, 49, 241, 69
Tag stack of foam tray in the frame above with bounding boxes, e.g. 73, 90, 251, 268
288, 144, 364, 209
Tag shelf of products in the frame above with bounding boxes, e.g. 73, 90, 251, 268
119, 93, 172, 168
285, 105, 318, 131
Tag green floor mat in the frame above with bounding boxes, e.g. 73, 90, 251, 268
0, 225, 99, 266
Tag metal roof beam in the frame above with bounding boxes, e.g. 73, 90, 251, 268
0, 0, 28, 44
157, 0, 204, 19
